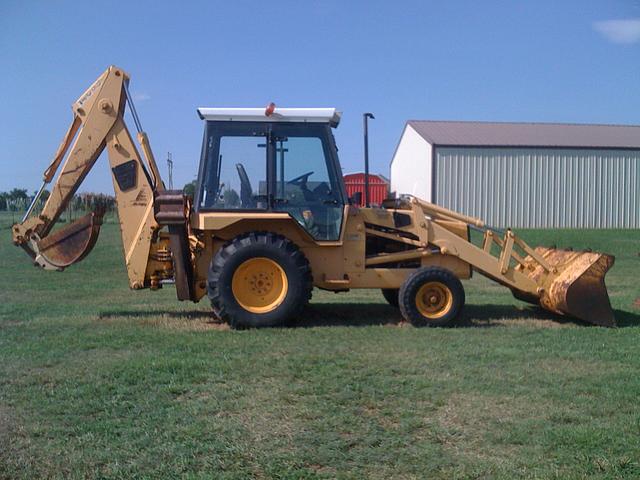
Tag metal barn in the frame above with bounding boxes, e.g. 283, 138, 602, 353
343, 172, 389, 207
390, 121, 640, 228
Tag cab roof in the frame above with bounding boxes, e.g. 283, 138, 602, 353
196, 107, 341, 127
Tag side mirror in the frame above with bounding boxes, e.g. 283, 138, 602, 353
350, 191, 362, 206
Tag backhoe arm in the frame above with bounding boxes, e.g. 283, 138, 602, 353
12, 66, 171, 290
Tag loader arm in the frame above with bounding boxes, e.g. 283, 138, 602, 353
411, 197, 616, 326
12, 66, 171, 290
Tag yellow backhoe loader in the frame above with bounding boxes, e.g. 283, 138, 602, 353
12, 66, 616, 328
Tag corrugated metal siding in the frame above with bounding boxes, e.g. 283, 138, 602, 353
434, 147, 640, 228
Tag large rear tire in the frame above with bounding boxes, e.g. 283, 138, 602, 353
399, 267, 465, 327
207, 232, 313, 328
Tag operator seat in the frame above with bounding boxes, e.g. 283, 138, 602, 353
235, 163, 256, 208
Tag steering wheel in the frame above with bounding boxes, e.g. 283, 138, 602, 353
287, 171, 314, 186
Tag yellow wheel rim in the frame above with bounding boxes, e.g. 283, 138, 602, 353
231, 257, 288, 314
415, 281, 453, 319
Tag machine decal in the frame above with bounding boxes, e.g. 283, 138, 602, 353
112, 160, 137, 191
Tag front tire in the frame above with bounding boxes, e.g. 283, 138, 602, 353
398, 267, 465, 327
207, 232, 312, 328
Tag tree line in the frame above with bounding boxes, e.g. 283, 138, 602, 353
183, 181, 240, 206
1, 179, 242, 213
0, 188, 116, 213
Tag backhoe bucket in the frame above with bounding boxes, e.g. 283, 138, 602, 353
34, 210, 104, 270
525, 247, 616, 327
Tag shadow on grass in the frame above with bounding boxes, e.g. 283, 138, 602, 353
297, 303, 402, 328
298, 303, 637, 329
614, 309, 640, 328
97, 304, 640, 329
98, 309, 220, 322
462, 305, 640, 328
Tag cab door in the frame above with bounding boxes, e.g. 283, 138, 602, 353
269, 124, 346, 241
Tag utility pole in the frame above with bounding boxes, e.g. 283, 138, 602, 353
166, 152, 174, 190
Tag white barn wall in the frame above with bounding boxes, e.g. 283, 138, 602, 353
390, 125, 432, 201
434, 147, 640, 228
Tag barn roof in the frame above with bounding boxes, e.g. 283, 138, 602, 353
407, 120, 640, 149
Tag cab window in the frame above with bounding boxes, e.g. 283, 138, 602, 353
197, 124, 268, 209
273, 133, 343, 240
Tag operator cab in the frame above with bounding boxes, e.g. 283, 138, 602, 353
195, 107, 347, 241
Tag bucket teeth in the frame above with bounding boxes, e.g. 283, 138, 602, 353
527, 247, 616, 327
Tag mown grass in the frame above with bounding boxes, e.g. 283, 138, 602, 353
1, 212, 639, 479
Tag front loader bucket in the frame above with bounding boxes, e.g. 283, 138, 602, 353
529, 247, 616, 327
34, 210, 104, 270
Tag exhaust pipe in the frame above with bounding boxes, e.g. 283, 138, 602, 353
363, 113, 375, 207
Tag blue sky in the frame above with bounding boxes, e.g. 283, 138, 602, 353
1, 0, 639, 194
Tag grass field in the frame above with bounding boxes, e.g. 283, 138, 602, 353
1, 212, 639, 479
